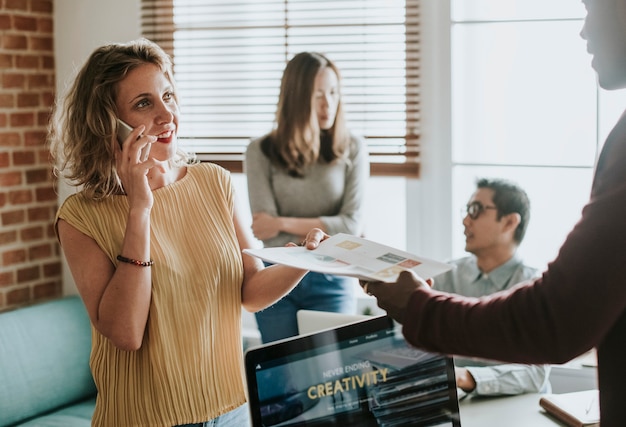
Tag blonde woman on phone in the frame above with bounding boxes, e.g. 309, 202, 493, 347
49, 38, 327, 427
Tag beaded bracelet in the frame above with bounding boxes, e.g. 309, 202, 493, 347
116, 254, 154, 267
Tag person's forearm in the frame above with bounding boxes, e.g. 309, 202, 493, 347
240, 225, 328, 312
241, 263, 308, 312
98, 207, 152, 350
277, 216, 326, 238
466, 364, 550, 395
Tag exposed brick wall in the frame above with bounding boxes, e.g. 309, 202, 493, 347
0, 0, 60, 311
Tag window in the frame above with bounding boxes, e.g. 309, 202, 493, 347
449, 0, 626, 269
141, 0, 420, 176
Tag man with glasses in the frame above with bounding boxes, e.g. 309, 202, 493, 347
433, 178, 549, 396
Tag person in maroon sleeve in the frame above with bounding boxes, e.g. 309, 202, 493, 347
359, 1, 626, 425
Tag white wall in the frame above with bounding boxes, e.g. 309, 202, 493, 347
405, 0, 453, 261
55, 0, 142, 294
55, 0, 141, 80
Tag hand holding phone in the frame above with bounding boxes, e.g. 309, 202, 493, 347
116, 119, 151, 161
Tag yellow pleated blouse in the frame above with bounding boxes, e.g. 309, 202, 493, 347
56, 163, 246, 427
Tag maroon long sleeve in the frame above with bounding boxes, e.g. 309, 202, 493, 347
403, 112, 626, 425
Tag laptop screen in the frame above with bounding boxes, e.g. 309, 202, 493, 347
245, 315, 461, 427
296, 309, 370, 335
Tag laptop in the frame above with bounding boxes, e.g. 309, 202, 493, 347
245, 315, 461, 427
296, 310, 370, 335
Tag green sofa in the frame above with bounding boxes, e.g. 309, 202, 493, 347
0, 295, 95, 426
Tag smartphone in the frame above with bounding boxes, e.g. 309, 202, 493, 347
116, 119, 151, 161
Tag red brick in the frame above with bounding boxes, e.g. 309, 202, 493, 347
0, 229, 17, 245
16, 54, 38, 69
0, 93, 15, 108
2, 34, 28, 50
13, 150, 35, 165
17, 92, 39, 107
0, 14, 11, 30
21, 225, 43, 241
6, 287, 30, 306
2, 209, 25, 225
0, 271, 14, 287
37, 96, 54, 113
0, 171, 22, 186
2, 73, 25, 89
25, 168, 49, 183
17, 266, 40, 283
36, 148, 51, 164
37, 17, 52, 34
9, 189, 33, 205
5, 0, 29, 11
31, 0, 53, 13
41, 54, 53, 69
24, 130, 46, 146
0, 0, 59, 310
39, 86, 56, 102
46, 223, 56, 239
14, 16, 37, 32
27, 206, 51, 221
10, 111, 35, 127
0, 53, 13, 67
35, 186, 55, 202
0, 132, 20, 146
29, 35, 52, 51
34, 281, 61, 300
29, 243, 51, 260
3, 248, 27, 266
27, 73, 51, 88
0, 152, 9, 167
43, 261, 61, 277
37, 110, 51, 126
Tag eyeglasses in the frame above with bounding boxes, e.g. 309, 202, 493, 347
465, 201, 498, 220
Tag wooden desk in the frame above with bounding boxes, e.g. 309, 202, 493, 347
459, 393, 569, 427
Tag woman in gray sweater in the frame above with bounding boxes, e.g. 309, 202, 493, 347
244, 52, 370, 343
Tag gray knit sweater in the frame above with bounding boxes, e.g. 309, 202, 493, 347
244, 134, 369, 247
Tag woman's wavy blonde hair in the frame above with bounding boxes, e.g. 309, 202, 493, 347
49, 38, 193, 201
263, 52, 349, 177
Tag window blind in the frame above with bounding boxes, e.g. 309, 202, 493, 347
141, 0, 420, 177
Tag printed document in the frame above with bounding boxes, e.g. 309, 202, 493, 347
243, 233, 452, 282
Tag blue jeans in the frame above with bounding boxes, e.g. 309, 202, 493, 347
255, 271, 356, 343
173, 403, 250, 427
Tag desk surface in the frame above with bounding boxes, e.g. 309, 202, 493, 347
459, 393, 569, 427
